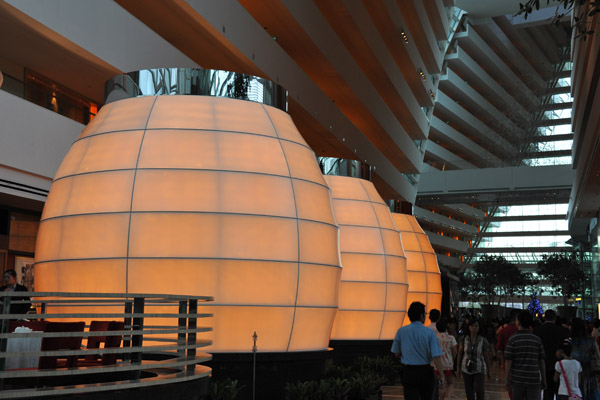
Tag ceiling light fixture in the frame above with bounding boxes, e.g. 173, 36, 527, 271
400, 30, 409, 44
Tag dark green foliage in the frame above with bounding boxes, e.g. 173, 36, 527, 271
537, 252, 586, 307
459, 255, 527, 305
347, 372, 386, 400
284, 380, 317, 400
284, 378, 351, 400
516, 1, 598, 39
351, 355, 398, 385
207, 378, 244, 400
514, 272, 539, 303
325, 359, 354, 380
286, 356, 394, 400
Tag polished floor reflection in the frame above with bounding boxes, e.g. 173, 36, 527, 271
383, 361, 512, 400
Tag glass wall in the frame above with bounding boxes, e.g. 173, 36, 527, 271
0, 69, 98, 125
467, 69, 576, 310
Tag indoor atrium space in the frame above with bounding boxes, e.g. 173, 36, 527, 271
1, 0, 600, 399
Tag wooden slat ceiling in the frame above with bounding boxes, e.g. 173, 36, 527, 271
1, 0, 573, 201
114, 0, 449, 200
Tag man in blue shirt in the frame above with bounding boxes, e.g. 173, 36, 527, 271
392, 301, 446, 400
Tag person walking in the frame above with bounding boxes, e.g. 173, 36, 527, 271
591, 320, 600, 341
554, 340, 583, 400
457, 319, 491, 400
569, 318, 600, 400
427, 308, 442, 400
392, 301, 446, 400
533, 309, 570, 400
498, 310, 520, 369
436, 317, 458, 400
428, 309, 441, 332
504, 311, 546, 400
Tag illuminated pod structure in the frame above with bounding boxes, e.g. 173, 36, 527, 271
390, 212, 442, 326
35, 69, 342, 353
321, 158, 408, 342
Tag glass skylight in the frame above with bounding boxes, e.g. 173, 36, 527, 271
486, 219, 568, 232
478, 235, 571, 248
523, 156, 572, 166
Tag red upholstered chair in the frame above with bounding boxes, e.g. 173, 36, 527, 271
102, 321, 124, 365
38, 321, 85, 369
84, 321, 111, 361
78, 321, 125, 366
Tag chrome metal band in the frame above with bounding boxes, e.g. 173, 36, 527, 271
319, 157, 372, 180
104, 68, 288, 111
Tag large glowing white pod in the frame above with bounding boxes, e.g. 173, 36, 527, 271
34, 69, 341, 352
321, 159, 408, 340
391, 213, 442, 326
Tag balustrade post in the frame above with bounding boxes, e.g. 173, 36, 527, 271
178, 300, 187, 357
123, 300, 133, 361
40, 301, 46, 321
132, 296, 145, 379
186, 299, 197, 372
0, 294, 10, 389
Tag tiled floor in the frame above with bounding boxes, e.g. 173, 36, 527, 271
382, 361, 512, 399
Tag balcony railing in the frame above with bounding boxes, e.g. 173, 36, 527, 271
0, 292, 213, 399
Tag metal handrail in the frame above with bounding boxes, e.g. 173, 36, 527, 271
0, 292, 213, 398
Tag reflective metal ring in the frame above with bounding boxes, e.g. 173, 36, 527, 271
104, 68, 287, 111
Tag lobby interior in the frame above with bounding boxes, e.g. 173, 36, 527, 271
1, 0, 600, 398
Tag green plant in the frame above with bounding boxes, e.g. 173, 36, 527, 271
285, 379, 347, 400
460, 255, 524, 305
347, 371, 386, 400
207, 378, 244, 400
537, 252, 586, 307
284, 380, 315, 400
352, 355, 398, 385
514, 271, 540, 308
516, 0, 599, 39
323, 377, 352, 400
287, 357, 390, 400
325, 359, 354, 380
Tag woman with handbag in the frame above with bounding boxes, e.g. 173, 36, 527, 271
457, 319, 491, 400
554, 340, 583, 400
569, 318, 599, 400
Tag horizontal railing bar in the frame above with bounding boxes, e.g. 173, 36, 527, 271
0, 344, 212, 360
142, 338, 179, 343
26, 300, 191, 306
0, 292, 213, 301
0, 340, 213, 359
1, 312, 213, 319
0, 291, 213, 397
143, 325, 194, 329
0, 364, 212, 398
29, 300, 134, 304
0, 326, 212, 339
0, 354, 212, 378
131, 326, 212, 332
18, 301, 188, 307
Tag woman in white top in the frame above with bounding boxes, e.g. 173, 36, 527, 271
554, 340, 583, 400
435, 318, 458, 400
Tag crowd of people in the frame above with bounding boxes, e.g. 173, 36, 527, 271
392, 301, 600, 400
